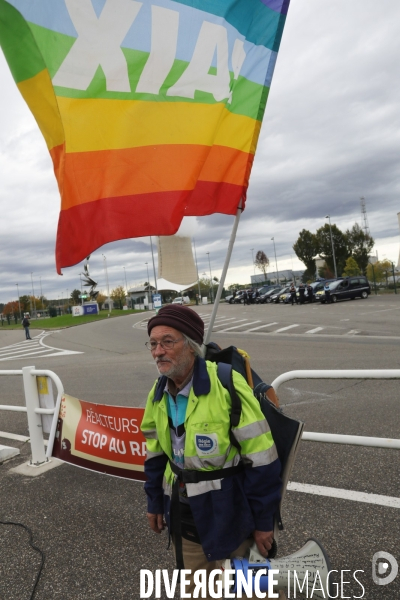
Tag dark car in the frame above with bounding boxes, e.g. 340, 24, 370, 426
301, 280, 327, 303
230, 290, 247, 304
268, 286, 291, 304
319, 276, 371, 303
257, 286, 282, 303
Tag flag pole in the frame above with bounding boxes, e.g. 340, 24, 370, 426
204, 200, 243, 345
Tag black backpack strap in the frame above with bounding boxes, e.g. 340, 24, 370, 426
217, 363, 242, 451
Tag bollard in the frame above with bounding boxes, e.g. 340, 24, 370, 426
22, 366, 47, 466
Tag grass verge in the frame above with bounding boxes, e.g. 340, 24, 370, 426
0, 309, 146, 331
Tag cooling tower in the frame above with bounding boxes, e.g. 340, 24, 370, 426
157, 236, 198, 286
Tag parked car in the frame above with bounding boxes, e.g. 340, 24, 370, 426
257, 287, 282, 303
257, 285, 279, 295
318, 276, 371, 303
281, 287, 298, 303
231, 290, 246, 304
172, 296, 190, 305
268, 286, 291, 303
297, 281, 327, 303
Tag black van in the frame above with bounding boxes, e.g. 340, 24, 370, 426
320, 276, 371, 303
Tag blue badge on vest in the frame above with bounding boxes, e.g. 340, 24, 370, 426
195, 433, 219, 456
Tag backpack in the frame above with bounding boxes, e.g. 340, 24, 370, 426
205, 342, 304, 532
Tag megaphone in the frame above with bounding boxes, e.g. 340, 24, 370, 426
219, 538, 332, 599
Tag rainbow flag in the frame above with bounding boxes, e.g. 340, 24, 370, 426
0, 0, 291, 273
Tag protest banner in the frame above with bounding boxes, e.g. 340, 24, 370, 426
52, 394, 146, 481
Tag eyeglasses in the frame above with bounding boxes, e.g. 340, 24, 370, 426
145, 338, 184, 351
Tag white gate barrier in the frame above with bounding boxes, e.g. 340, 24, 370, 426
271, 369, 400, 450
1, 368, 399, 467
0, 366, 64, 466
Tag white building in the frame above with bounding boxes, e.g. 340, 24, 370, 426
127, 285, 155, 308
251, 269, 304, 285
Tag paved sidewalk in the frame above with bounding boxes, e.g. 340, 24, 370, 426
0, 440, 176, 600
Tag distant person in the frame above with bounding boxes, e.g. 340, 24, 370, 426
324, 282, 331, 304
307, 284, 314, 303
22, 315, 32, 340
298, 284, 305, 305
290, 283, 297, 306
242, 290, 248, 306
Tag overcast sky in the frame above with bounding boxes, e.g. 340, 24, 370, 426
1, 0, 399, 305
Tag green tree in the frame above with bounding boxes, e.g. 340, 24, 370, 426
315, 223, 348, 276
111, 285, 126, 309
3, 301, 19, 319
346, 223, 374, 274
96, 292, 107, 308
366, 259, 392, 285
71, 289, 81, 304
19, 295, 31, 313
318, 263, 335, 280
254, 250, 269, 279
293, 230, 318, 277
342, 256, 361, 277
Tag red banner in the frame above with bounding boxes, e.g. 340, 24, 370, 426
52, 394, 146, 481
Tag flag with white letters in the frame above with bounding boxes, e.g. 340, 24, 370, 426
0, 0, 291, 273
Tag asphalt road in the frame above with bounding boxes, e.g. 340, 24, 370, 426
1, 295, 399, 599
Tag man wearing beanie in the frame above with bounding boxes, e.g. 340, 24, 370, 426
141, 305, 282, 598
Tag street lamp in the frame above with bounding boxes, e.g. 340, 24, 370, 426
251, 248, 255, 275
206, 252, 214, 303
102, 254, 110, 298
149, 236, 158, 293
39, 275, 44, 307
16, 283, 22, 319
30, 272, 37, 318
193, 239, 201, 304
123, 267, 129, 307
145, 262, 150, 304
325, 216, 338, 279
368, 260, 378, 295
391, 262, 398, 295
271, 238, 279, 285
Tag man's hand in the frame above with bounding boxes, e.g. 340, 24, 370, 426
253, 530, 274, 557
147, 513, 166, 534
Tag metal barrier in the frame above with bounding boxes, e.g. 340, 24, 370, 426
0, 366, 64, 466
1, 367, 399, 466
271, 369, 400, 450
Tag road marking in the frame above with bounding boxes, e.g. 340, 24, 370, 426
218, 320, 260, 332
359, 307, 400, 316
340, 319, 350, 321
202, 316, 233, 322
0, 332, 82, 361
273, 324, 300, 333
345, 330, 361, 336
211, 319, 239, 328
305, 327, 324, 334
287, 482, 400, 509
245, 322, 279, 332
0, 431, 29, 443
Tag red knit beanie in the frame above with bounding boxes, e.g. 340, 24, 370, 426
147, 305, 204, 344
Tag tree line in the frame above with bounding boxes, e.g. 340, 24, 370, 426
293, 223, 374, 280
